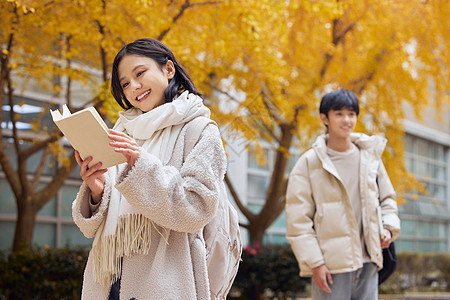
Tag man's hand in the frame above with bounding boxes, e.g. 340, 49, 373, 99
312, 264, 333, 293
381, 229, 392, 249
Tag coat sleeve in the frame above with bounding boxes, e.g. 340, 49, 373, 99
378, 162, 401, 240
285, 154, 325, 271
114, 124, 226, 233
72, 172, 113, 238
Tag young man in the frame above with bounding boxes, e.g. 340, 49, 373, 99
285, 89, 400, 300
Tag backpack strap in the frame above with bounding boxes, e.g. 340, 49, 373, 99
183, 116, 217, 161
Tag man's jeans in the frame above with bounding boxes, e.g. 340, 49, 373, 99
312, 262, 378, 300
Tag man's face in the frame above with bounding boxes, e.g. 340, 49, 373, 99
320, 108, 357, 139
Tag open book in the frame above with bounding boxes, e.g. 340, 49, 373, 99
50, 105, 126, 169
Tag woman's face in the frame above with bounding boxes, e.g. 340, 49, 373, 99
118, 54, 175, 112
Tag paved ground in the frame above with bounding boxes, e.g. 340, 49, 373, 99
277, 293, 450, 300
379, 294, 450, 300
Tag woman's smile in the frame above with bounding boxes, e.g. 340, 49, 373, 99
136, 89, 151, 102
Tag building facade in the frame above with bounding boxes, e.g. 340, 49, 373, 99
0, 75, 95, 250
225, 103, 450, 252
1, 87, 449, 252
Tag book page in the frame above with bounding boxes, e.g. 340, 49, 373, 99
62, 105, 71, 117
50, 106, 126, 168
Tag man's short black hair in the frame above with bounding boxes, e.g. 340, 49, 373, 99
319, 89, 360, 117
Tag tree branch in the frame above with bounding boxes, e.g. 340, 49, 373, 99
292, 103, 307, 127
204, 80, 279, 142
245, 95, 281, 144
318, 17, 356, 80
0, 142, 21, 199
21, 132, 62, 159
34, 153, 78, 208
273, 193, 287, 224
8, 79, 20, 154
259, 79, 284, 124
351, 48, 387, 94
5, 7, 22, 163
0, 14, 22, 199
65, 35, 73, 108
248, 111, 280, 144
30, 147, 50, 191
7, 72, 28, 195
203, 80, 242, 103
158, 0, 223, 41
94, 24, 108, 83
264, 125, 292, 203
239, 222, 250, 230
224, 173, 254, 221
158, 0, 192, 41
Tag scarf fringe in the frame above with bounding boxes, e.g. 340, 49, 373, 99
91, 214, 169, 287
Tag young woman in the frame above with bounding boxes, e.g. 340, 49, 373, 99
72, 38, 228, 299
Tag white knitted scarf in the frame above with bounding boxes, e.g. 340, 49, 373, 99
91, 91, 210, 287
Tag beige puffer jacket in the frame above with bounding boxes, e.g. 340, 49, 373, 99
285, 133, 400, 277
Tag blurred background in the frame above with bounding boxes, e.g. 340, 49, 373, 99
1, 0, 449, 299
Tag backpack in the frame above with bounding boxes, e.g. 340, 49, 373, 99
183, 116, 242, 300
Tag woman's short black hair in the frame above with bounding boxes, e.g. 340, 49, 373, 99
319, 89, 360, 117
111, 38, 200, 110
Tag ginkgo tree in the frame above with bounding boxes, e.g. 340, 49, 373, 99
0, 0, 224, 251
0, 0, 114, 251
1, 0, 448, 251
192, 0, 449, 244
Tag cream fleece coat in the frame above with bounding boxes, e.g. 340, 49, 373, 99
285, 133, 401, 277
72, 123, 227, 299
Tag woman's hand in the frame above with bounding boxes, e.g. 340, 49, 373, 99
74, 150, 107, 204
108, 129, 140, 167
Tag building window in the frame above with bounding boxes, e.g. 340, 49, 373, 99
0, 97, 90, 250
247, 148, 272, 206
397, 134, 449, 252
246, 147, 298, 245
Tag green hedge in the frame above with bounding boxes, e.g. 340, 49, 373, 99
231, 243, 309, 299
0, 245, 449, 299
379, 251, 450, 294
0, 246, 88, 300
231, 244, 450, 298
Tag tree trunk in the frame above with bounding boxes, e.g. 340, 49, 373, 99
248, 222, 266, 246
247, 123, 294, 246
12, 198, 38, 251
